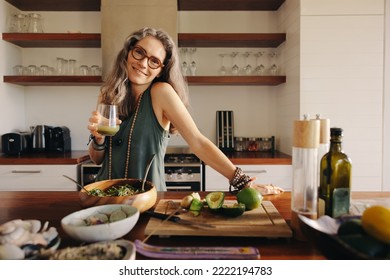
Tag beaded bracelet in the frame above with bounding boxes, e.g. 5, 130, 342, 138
88, 135, 106, 151
229, 167, 252, 194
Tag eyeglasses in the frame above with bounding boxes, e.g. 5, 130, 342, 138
130, 46, 164, 70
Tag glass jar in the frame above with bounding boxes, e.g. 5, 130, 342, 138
79, 65, 90, 75
68, 59, 77, 75
247, 137, 260, 151
234, 137, 246, 152
27, 13, 43, 33
260, 137, 273, 151
9, 13, 27, 32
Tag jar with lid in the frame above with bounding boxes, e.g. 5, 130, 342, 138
259, 137, 273, 151
247, 137, 260, 151
9, 13, 27, 32
234, 137, 246, 152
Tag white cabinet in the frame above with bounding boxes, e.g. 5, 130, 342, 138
0, 164, 79, 191
205, 164, 292, 191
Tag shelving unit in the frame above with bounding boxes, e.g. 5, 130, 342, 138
3, 0, 286, 86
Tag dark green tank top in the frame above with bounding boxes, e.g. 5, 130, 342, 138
96, 85, 170, 191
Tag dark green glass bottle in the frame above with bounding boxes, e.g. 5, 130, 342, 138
318, 127, 352, 218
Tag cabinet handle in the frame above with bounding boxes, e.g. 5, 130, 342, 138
11, 170, 42, 174
242, 170, 267, 174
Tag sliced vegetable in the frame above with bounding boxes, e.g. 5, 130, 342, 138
189, 198, 203, 216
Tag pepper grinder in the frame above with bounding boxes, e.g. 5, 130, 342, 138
291, 115, 320, 240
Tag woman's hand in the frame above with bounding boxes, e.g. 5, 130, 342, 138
88, 110, 105, 144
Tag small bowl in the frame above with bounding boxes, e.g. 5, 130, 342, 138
61, 204, 139, 243
79, 178, 157, 213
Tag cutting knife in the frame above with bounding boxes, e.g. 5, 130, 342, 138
145, 210, 216, 228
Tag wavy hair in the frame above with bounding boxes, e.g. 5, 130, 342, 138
99, 27, 189, 134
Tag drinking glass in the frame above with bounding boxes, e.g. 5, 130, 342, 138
269, 51, 278, 75
254, 51, 265, 75
180, 48, 188, 76
188, 48, 197, 76
231, 52, 239, 76
97, 104, 119, 136
218, 54, 227, 75
242, 51, 252, 75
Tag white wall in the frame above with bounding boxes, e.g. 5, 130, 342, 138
299, 0, 385, 191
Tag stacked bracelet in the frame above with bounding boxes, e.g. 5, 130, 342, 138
229, 167, 252, 194
88, 135, 106, 151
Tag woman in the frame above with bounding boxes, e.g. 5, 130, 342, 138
87, 27, 281, 195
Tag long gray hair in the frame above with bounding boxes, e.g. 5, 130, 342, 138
99, 27, 189, 134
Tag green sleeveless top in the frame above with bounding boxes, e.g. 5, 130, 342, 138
96, 85, 170, 191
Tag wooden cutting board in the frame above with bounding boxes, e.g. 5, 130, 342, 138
144, 199, 292, 238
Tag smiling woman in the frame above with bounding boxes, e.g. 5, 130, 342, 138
86, 27, 255, 196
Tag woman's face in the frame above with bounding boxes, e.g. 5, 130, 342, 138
126, 35, 166, 90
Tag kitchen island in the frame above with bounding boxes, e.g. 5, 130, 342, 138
1, 191, 389, 260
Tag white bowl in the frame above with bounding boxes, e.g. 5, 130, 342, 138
61, 204, 139, 243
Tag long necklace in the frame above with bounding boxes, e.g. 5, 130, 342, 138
108, 92, 144, 179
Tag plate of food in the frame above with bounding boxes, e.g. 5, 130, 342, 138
49, 240, 136, 260
298, 209, 390, 260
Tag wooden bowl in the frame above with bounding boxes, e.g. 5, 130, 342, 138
79, 178, 157, 213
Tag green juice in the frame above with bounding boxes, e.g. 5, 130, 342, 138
97, 125, 119, 136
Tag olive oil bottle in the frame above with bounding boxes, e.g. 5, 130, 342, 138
318, 127, 352, 218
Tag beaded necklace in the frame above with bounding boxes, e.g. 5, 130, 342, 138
108, 92, 144, 179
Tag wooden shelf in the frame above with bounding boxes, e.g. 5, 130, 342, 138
5, 0, 284, 12
178, 33, 286, 48
3, 75, 102, 86
4, 0, 101, 11
186, 76, 286, 86
2, 33, 101, 48
178, 0, 285, 11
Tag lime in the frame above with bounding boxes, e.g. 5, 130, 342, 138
205, 192, 225, 210
109, 209, 127, 223
236, 187, 263, 210
361, 205, 390, 244
221, 203, 245, 217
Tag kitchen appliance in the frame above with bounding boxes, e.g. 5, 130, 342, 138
164, 146, 202, 192
30, 125, 71, 153
30, 125, 52, 152
50, 126, 71, 152
79, 146, 202, 192
1, 132, 32, 155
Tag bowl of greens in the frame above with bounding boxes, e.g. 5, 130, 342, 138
79, 178, 157, 213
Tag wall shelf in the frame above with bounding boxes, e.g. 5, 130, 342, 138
3, 75, 102, 86
4, 0, 101, 11
2, 33, 101, 48
178, 33, 286, 48
186, 76, 286, 86
178, 0, 285, 11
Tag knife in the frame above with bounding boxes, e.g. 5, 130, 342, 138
145, 210, 216, 228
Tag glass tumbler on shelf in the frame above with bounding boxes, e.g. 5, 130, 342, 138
39, 65, 49, 76
79, 65, 90, 76
68, 59, 77, 75
9, 13, 27, 32
12, 65, 24, 75
27, 13, 43, 33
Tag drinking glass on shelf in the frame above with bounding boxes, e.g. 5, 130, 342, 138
180, 48, 188, 76
96, 104, 119, 136
56, 57, 64, 75
188, 48, 197, 76
26, 65, 38, 75
79, 65, 90, 75
218, 53, 227, 75
12, 65, 24, 75
242, 51, 252, 75
231, 52, 239, 76
68, 59, 76, 75
254, 51, 265, 75
39, 65, 49, 75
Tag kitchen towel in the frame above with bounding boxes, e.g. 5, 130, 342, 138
101, 0, 178, 78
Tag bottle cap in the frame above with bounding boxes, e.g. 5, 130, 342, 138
330, 127, 343, 136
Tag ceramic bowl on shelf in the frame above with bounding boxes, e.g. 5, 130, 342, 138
78, 178, 157, 213
61, 204, 139, 243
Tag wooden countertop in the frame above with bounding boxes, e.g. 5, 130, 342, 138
1, 191, 388, 260
0, 150, 90, 165
0, 150, 291, 165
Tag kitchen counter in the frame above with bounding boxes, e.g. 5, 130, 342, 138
0, 150, 90, 165
0, 150, 291, 165
1, 190, 388, 260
